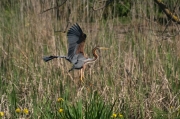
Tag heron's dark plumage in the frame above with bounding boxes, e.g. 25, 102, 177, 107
67, 23, 86, 63
43, 56, 58, 62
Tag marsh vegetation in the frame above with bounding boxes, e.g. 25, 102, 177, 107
0, 0, 180, 118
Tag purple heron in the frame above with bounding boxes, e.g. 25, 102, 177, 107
43, 23, 108, 81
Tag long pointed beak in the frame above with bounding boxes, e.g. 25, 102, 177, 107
98, 47, 109, 50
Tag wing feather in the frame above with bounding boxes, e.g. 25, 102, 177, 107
67, 23, 86, 63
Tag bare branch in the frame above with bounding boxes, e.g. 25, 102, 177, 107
154, 0, 180, 24
40, 0, 67, 14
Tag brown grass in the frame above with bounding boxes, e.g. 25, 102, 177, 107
1, 0, 180, 118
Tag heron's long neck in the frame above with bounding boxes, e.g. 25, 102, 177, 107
92, 47, 98, 60
84, 47, 99, 64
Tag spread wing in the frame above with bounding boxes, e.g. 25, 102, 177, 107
67, 23, 86, 63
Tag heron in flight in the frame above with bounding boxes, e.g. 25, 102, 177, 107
43, 23, 108, 81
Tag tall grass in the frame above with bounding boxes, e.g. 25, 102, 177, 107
0, 0, 180, 118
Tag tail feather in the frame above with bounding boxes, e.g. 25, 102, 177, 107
43, 56, 67, 62
43, 56, 58, 62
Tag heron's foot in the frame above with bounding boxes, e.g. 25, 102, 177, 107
80, 78, 84, 83
80, 75, 85, 84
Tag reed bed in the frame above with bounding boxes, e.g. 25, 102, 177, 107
0, 0, 180, 118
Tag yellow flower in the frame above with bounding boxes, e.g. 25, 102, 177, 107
57, 98, 64, 102
58, 108, 63, 113
111, 113, 117, 118
15, 108, 21, 113
23, 108, 29, 115
0, 112, 4, 117
119, 113, 123, 118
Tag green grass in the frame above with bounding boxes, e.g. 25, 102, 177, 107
1, 0, 180, 119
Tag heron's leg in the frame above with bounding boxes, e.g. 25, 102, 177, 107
80, 69, 84, 83
82, 65, 86, 79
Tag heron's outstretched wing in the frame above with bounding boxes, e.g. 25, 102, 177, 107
67, 23, 86, 63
